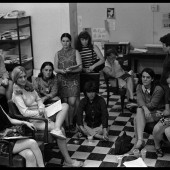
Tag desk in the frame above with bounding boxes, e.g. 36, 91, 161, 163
128, 52, 166, 74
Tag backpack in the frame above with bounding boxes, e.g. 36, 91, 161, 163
115, 131, 133, 155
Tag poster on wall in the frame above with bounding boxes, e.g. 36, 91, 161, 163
107, 8, 115, 19
105, 19, 116, 32
162, 13, 170, 28
91, 28, 107, 41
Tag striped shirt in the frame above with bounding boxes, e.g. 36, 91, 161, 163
79, 46, 97, 68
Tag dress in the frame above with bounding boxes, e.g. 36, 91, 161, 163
57, 47, 80, 98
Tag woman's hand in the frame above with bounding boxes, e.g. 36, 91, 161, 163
23, 121, 36, 131
39, 108, 45, 116
80, 126, 89, 136
144, 109, 151, 119
1, 78, 9, 86
103, 128, 109, 141
88, 65, 95, 72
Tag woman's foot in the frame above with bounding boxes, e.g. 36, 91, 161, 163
63, 159, 84, 167
156, 148, 164, 157
135, 139, 145, 151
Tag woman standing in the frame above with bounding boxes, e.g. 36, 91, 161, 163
131, 68, 164, 152
54, 33, 82, 132
76, 31, 104, 73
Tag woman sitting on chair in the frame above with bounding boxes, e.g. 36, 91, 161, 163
103, 48, 135, 103
131, 68, 165, 152
11, 66, 83, 167
0, 105, 44, 167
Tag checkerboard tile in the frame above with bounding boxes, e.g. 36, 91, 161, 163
45, 76, 170, 167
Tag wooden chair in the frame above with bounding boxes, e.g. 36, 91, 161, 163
103, 71, 126, 113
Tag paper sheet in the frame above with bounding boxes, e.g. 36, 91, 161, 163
123, 157, 147, 167
45, 100, 62, 117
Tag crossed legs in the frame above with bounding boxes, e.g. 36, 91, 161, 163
13, 139, 44, 167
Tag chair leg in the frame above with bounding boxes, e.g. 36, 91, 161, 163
119, 88, 126, 114
107, 89, 110, 106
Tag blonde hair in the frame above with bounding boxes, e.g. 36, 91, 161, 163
11, 66, 34, 92
11, 66, 26, 84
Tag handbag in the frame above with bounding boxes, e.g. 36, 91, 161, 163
115, 131, 133, 155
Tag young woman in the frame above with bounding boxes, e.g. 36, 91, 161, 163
0, 105, 44, 167
153, 71, 170, 157
54, 33, 82, 132
76, 31, 105, 73
32, 61, 61, 105
11, 66, 83, 167
103, 48, 135, 103
132, 68, 165, 152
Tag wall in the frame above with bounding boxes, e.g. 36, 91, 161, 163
0, 3, 76, 72
77, 3, 170, 48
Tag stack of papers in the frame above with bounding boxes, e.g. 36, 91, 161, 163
123, 157, 147, 167
45, 100, 62, 117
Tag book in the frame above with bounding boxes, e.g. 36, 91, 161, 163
123, 157, 147, 167
45, 99, 62, 117
3, 136, 30, 140
68, 64, 82, 70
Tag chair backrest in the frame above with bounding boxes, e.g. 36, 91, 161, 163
8, 100, 26, 120
80, 72, 100, 93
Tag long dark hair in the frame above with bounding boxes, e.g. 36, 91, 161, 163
38, 61, 55, 79
138, 68, 162, 95
76, 31, 93, 51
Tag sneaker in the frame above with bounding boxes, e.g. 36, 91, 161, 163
50, 129, 66, 140
63, 160, 84, 167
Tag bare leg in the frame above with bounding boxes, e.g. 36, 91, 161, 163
56, 128, 74, 164
68, 97, 77, 125
126, 77, 134, 100
19, 149, 37, 167
135, 108, 146, 147
52, 103, 69, 130
13, 139, 44, 167
153, 122, 167, 149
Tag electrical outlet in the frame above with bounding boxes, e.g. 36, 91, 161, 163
151, 4, 159, 12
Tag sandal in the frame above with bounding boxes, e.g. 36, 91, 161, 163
63, 160, 84, 167
134, 139, 145, 151
156, 148, 164, 157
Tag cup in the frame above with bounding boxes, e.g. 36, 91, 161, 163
141, 148, 147, 160
133, 149, 140, 157
116, 155, 123, 167
87, 136, 93, 143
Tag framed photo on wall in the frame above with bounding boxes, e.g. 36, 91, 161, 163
107, 8, 115, 19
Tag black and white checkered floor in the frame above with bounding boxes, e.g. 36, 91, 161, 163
45, 77, 170, 167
